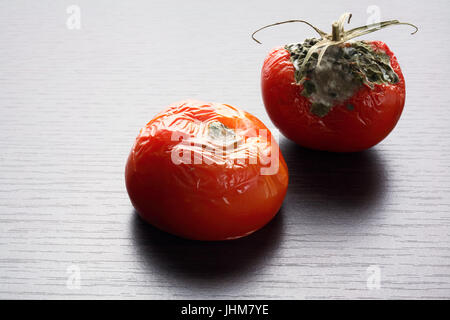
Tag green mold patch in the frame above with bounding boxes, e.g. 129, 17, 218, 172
285, 40, 399, 117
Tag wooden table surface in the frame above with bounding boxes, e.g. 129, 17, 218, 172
1, 0, 449, 299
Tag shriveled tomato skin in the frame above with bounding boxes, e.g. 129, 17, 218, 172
261, 41, 405, 152
125, 100, 288, 241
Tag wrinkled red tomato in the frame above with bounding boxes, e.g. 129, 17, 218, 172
256, 14, 416, 152
125, 100, 288, 241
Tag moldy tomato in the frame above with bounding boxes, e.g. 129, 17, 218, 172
253, 13, 417, 152
125, 100, 288, 241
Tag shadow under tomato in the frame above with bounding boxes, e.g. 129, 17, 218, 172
131, 207, 283, 285
280, 138, 388, 220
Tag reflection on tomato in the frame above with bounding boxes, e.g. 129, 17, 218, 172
125, 100, 288, 241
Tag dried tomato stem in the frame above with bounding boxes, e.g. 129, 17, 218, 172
252, 12, 417, 44
251, 19, 327, 44
332, 22, 340, 41
252, 12, 418, 76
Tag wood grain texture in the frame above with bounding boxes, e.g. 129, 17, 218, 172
0, 0, 449, 299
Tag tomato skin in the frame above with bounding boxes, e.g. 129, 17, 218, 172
125, 100, 288, 241
261, 41, 405, 152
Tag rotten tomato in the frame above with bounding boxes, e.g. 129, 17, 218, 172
125, 100, 288, 241
253, 13, 417, 152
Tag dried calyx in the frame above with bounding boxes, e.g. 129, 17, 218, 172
252, 13, 418, 117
